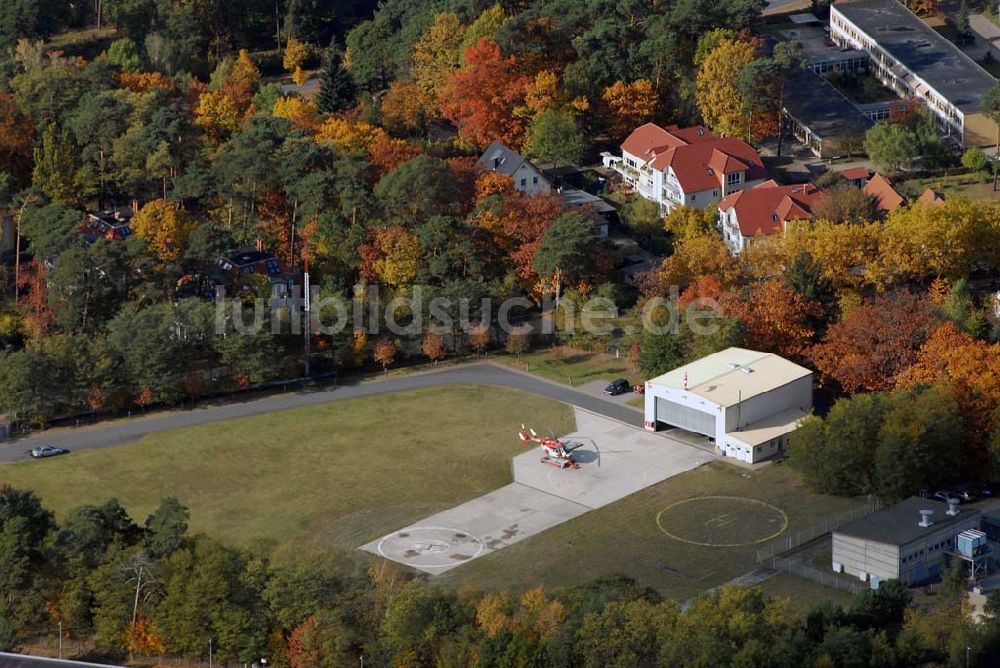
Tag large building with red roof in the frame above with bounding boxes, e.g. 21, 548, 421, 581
717, 181, 826, 254
603, 123, 767, 214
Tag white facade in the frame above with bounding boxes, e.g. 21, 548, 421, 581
611, 148, 754, 215
643, 348, 813, 464
509, 162, 551, 196
830, 7, 963, 140
719, 206, 749, 255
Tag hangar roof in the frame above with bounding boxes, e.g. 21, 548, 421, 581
647, 348, 812, 407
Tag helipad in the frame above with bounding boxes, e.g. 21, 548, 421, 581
361, 408, 713, 573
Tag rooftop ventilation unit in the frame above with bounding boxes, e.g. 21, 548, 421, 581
726, 362, 741, 369
739, 367, 754, 374
947, 500, 960, 516
919, 510, 934, 528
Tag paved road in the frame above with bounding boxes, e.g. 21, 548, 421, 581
0, 654, 122, 668
0, 363, 642, 465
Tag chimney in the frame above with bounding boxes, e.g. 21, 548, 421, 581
919, 510, 934, 528
947, 500, 960, 516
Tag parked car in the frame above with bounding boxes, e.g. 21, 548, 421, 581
932, 490, 963, 505
981, 483, 994, 498
30, 445, 68, 459
604, 379, 630, 396
632, 384, 645, 394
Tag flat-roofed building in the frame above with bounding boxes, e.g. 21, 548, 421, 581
833, 497, 982, 586
643, 348, 812, 463
830, 0, 999, 147
782, 67, 874, 158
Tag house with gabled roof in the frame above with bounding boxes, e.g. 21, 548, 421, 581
717, 180, 826, 254
603, 123, 767, 214
863, 173, 906, 214
475, 141, 552, 196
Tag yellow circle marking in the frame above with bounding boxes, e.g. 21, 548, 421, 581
655, 495, 788, 547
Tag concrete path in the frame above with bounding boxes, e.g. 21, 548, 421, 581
361, 408, 713, 574
0, 363, 643, 464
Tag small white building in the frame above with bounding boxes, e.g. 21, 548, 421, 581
643, 348, 812, 463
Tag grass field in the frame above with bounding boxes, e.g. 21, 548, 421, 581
438, 461, 863, 602
0, 386, 575, 563
497, 347, 634, 387
757, 573, 855, 611
898, 172, 999, 202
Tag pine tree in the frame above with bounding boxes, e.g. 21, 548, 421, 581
316, 41, 356, 113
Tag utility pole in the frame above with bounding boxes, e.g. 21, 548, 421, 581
58, 621, 62, 659
209, 638, 213, 668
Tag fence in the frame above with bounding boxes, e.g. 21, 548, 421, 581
756, 501, 882, 564
773, 559, 865, 595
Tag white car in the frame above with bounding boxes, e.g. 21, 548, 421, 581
30, 445, 68, 459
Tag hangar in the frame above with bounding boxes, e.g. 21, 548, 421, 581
643, 348, 812, 464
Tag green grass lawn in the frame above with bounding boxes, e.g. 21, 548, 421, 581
0, 386, 575, 563
496, 347, 634, 387
898, 172, 999, 202
438, 461, 863, 602
757, 573, 856, 612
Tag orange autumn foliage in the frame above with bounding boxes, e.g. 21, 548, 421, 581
368, 134, 423, 177
116, 71, 175, 92
896, 321, 1000, 442
720, 280, 818, 358
601, 79, 657, 141
811, 291, 937, 393
471, 175, 564, 279
440, 39, 531, 149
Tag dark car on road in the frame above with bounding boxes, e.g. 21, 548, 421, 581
604, 379, 630, 396
30, 446, 68, 459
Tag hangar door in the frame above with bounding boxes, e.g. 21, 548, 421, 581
656, 398, 715, 437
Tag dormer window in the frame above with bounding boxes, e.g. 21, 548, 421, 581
727, 172, 742, 185
706, 167, 714, 176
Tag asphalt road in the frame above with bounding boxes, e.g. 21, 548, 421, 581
0, 363, 642, 465
0, 654, 123, 668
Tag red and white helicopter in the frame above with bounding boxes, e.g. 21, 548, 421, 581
518, 425, 582, 469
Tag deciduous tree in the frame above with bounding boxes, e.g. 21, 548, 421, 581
439, 38, 530, 148
373, 337, 398, 372
525, 109, 586, 166
811, 291, 936, 393
422, 332, 446, 364
130, 199, 196, 263
696, 38, 759, 139
601, 79, 657, 140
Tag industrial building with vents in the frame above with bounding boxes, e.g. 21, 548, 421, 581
643, 348, 813, 464
832, 497, 986, 586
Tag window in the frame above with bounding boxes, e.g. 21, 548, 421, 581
532, 176, 538, 184
713, 190, 719, 197
265, 258, 280, 274
727, 172, 742, 185
690, 194, 696, 201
